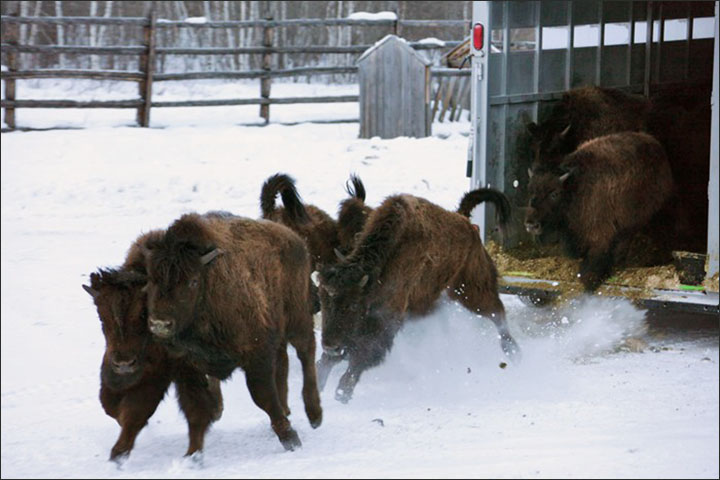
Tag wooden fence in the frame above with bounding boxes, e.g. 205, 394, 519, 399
1, 9, 471, 130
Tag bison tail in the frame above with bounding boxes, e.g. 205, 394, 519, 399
457, 188, 512, 227
345, 173, 366, 202
260, 173, 310, 223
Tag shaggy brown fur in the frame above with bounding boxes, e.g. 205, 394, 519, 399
524, 132, 675, 291
83, 230, 223, 462
337, 174, 373, 255
527, 86, 650, 168
260, 173, 340, 268
144, 213, 322, 451
315, 189, 520, 403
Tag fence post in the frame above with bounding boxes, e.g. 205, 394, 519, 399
260, 16, 273, 124
4, 8, 19, 130
137, 5, 157, 127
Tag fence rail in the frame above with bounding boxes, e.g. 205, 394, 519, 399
1, 12, 471, 129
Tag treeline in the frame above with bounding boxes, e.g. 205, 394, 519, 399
1, 1, 471, 81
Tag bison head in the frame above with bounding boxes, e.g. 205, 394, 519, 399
144, 215, 223, 341
84, 269, 152, 391
524, 168, 572, 237
315, 261, 370, 358
527, 119, 575, 169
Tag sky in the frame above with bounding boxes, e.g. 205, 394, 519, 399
1, 79, 718, 479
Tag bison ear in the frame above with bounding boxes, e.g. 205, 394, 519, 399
82, 284, 99, 299
200, 248, 224, 265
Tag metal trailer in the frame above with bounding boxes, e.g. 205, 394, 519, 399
468, 1, 719, 316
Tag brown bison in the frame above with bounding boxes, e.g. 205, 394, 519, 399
260, 173, 339, 269
143, 213, 322, 451
314, 188, 519, 403
526, 86, 650, 169
336, 174, 374, 255
524, 131, 675, 291
83, 230, 223, 462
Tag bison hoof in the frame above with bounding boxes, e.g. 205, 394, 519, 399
280, 429, 302, 451
335, 388, 352, 404
109, 449, 129, 467
308, 409, 323, 429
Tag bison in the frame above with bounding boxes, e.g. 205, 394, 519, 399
524, 131, 675, 291
526, 85, 650, 169
83, 230, 223, 462
143, 213, 322, 451
314, 188, 519, 403
336, 174, 374, 255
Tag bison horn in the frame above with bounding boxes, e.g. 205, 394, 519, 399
559, 123, 571, 138
527, 168, 534, 179
311, 271, 321, 287
359, 274, 369, 288
334, 248, 346, 262
200, 248, 224, 265
82, 284, 99, 298
559, 171, 571, 183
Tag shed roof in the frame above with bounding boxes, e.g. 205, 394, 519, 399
357, 34, 432, 66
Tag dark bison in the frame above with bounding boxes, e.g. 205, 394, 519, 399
261, 173, 339, 268
314, 188, 519, 403
526, 85, 650, 169
143, 213, 322, 451
524, 131, 675, 291
336, 174, 374, 255
83, 230, 223, 462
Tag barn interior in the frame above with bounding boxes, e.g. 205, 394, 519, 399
470, 1, 718, 297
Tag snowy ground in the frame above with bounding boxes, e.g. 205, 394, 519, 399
1, 81, 718, 479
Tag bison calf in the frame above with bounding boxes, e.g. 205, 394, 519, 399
524, 131, 675, 291
83, 230, 223, 462
143, 213, 322, 451
315, 188, 520, 403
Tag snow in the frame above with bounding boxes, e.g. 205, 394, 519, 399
417, 37, 446, 47
1, 81, 718, 479
347, 11, 398, 21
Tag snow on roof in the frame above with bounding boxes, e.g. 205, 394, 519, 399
417, 37, 446, 47
357, 34, 432, 65
347, 11, 398, 21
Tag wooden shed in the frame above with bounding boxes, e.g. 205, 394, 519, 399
357, 34, 432, 139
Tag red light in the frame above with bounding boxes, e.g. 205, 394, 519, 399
473, 23, 484, 50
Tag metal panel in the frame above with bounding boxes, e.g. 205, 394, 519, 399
540, 1, 568, 27
508, 1, 537, 28
707, 2, 719, 278
573, 0, 600, 25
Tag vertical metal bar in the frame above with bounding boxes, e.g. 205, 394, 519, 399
596, 0, 605, 85
656, 2, 664, 85
706, 0, 719, 278
566, 0, 574, 89
502, 1, 509, 96
470, 1, 492, 242
534, 2, 542, 94
644, 1, 653, 96
627, 1, 635, 86
685, 1, 693, 80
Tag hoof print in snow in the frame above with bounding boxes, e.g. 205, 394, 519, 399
499, 362, 508, 369
372, 418, 384, 427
